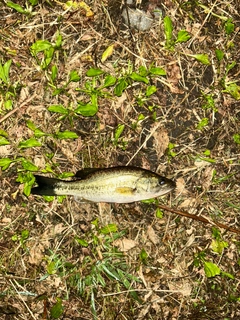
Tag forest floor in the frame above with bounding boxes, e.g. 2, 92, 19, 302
0, 0, 240, 319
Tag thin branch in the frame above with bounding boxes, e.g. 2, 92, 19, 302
0, 93, 37, 124
158, 204, 240, 235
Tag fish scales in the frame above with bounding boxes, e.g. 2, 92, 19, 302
32, 166, 176, 203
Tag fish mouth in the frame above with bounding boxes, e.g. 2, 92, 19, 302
160, 177, 176, 194
161, 177, 176, 188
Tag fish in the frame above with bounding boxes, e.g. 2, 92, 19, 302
31, 166, 176, 203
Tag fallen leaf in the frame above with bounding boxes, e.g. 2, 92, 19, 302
147, 225, 159, 244
152, 127, 169, 160
29, 242, 45, 265
113, 238, 137, 252
101, 44, 114, 62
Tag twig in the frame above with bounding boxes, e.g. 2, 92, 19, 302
126, 121, 162, 165
0, 93, 37, 124
158, 204, 240, 235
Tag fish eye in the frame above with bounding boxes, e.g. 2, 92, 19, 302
159, 179, 166, 185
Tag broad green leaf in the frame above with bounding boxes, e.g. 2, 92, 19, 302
55, 31, 62, 48
41, 46, 54, 69
155, 208, 163, 218
223, 83, 240, 100
215, 49, 224, 61
226, 61, 236, 73
203, 261, 221, 277
86, 68, 104, 77
103, 75, 116, 88
26, 121, 48, 137
149, 67, 166, 76
130, 72, 149, 84
138, 66, 148, 77
4, 99, 13, 110
203, 149, 211, 156
139, 248, 148, 264
48, 104, 69, 114
201, 93, 216, 110
233, 134, 240, 144
0, 158, 13, 170
137, 113, 145, 121
51, 65, 58, 82
11, 234, 18, 241
30, 40, 52, 55
6, 2, 27, 13
69, 70, 80, 82
21, 159, 38, 171
16, 172, 35, 196
26, 120, 37, 131
43, 195, 55, 202
0, 60, 12, 84
114, 78, 128, 96
18, 138, 42, 149
99, 224, 118, 234
29, 0, 38, 5
114, 124, 125, 143
58, 172, 74, 179
211, 239, 228, 254
34, 129, 48, 138
101, 44, 114, 62
176, 30, 191, 43
146, 85, 157, 97
197, 117, 209, 130
90, 93, 98, 108
75, 102, 98, 116
225, 19, 234, 35
47, 261, 57, 275
55, 131, 78, 139
164, 16, 173, 48
0, 137, 10, 146
21, 229, 30, 241
192, 54, 210, 65
2, 59, 12, 83
0, 63, 6, 83
221, 271, 235, 279
0, 130, 8, 137
141, 198, 156, 204
75, 237, 89, 247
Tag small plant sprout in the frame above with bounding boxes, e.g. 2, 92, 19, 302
30, 31, 63, 70
163, 16, 191, 50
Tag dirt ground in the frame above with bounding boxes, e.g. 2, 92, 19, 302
0, 0, 239, 319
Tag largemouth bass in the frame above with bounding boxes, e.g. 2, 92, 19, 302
31, 166, 176, 203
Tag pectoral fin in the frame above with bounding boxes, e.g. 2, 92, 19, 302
115, 187, 135, 195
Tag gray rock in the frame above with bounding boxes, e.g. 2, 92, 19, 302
122, 8, 153, 31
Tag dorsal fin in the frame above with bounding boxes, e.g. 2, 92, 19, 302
75, 168, 100, 179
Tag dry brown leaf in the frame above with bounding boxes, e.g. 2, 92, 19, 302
168, 281, 192, 296
201, 166, 214, 191
176, 177, 189, 195
179, 198, 197, 211
28, 243, 45, 265
1, 217, 12, 224
147, 225, 159, 245
152, 127, 169, 160
113, 238, 137, 252
0, 145, 13, 156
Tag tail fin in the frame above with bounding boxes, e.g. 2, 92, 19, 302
31, 175, 59, 196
